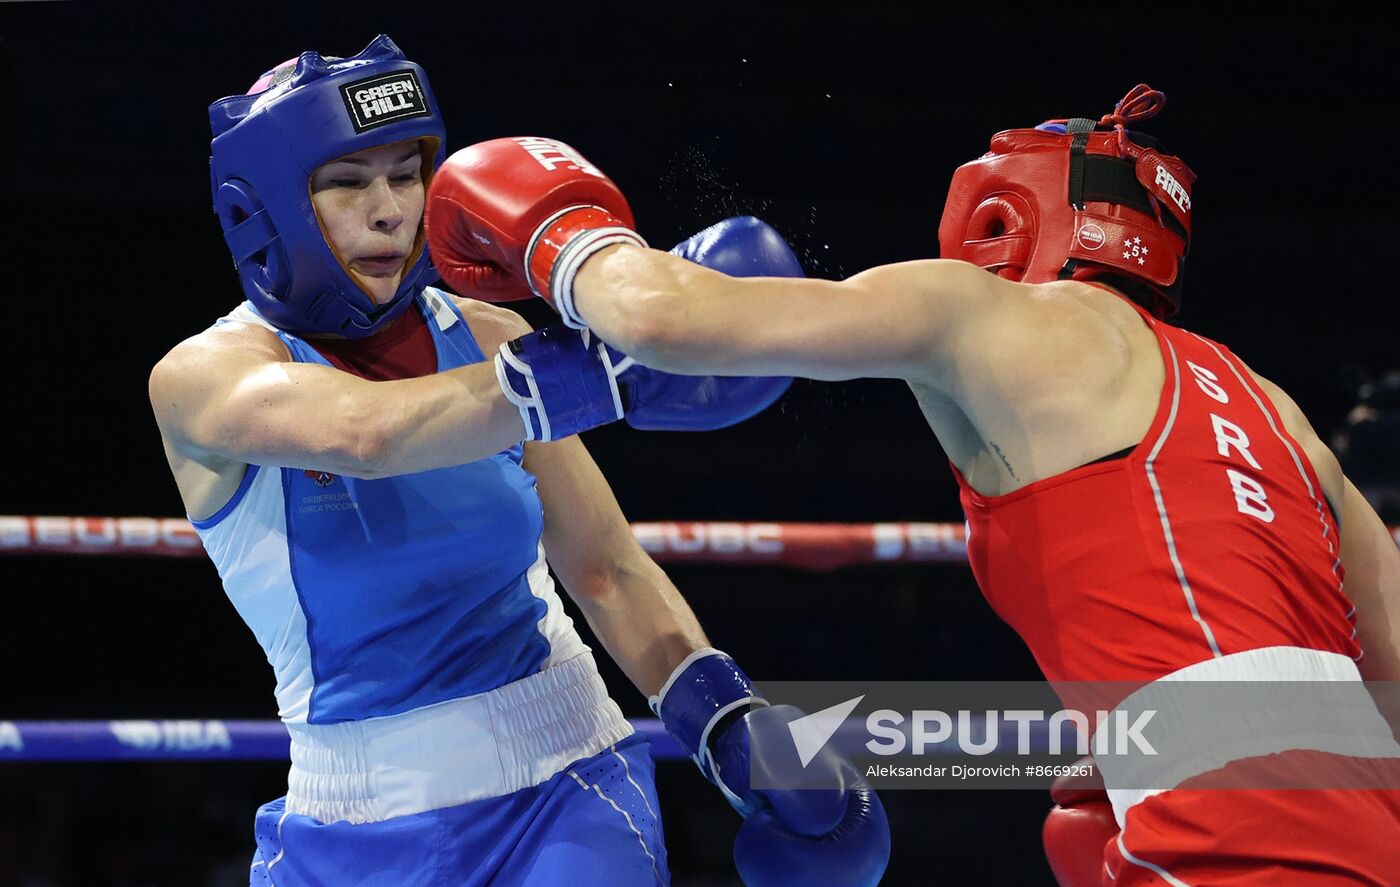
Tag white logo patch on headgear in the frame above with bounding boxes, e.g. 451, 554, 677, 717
340, 70, 430, 133
1154, 164, 1191, 214
1076, 223, 1107, 250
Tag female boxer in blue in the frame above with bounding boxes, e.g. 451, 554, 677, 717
148, 35, 887, 887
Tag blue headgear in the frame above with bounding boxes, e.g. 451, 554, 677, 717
208, 35, 447, 338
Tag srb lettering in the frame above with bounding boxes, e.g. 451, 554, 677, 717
1227, 469, 1275, 522
1186, 361, 1229, 404
1210, 414, 1262, 470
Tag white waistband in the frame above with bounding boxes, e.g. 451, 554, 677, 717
284, 652, 634, 824
1104, 646, 1400, 828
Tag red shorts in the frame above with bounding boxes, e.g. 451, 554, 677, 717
1107, 781, 1400, 885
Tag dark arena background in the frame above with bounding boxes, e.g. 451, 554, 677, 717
3, 3, 1397, 885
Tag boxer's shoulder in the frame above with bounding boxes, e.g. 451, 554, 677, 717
950, 277, 1142, 401
150, 320, 290, 411
931, 277, 1159, 489
448, 294, 533, 353
1238, 358, 1344, 506
1013, 278, 1143, 347
167, 314, 292, 366
149, 322, 283, 516
887, 264, 1131, 358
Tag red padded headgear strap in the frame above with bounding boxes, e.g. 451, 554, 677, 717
938, 84, 1194, 317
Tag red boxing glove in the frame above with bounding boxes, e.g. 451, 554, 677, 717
424, 136, 646, 327
1043, 761, 1118, 887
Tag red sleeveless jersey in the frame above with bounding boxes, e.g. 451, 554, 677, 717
953, 301, 1359, 683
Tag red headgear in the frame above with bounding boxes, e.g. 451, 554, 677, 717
937, 85, 1194, 317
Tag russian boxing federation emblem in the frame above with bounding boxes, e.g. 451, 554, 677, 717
340, 70, 431, 133
304, 470, 337, 488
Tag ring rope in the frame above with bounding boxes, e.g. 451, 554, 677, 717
4, 515, 1396, 569
0, 717, 1063, 762
0, 515, 972, 569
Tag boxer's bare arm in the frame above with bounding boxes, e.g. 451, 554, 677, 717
1247, 368, 1400, 681
572, 246, 1008, 385
1339, 477, 1400, 683
466, 297, 710, 697
526, 434, 710, 697
1242, 368, 1345, 507
149, 318, 523, 484
574, 247, 1150, 492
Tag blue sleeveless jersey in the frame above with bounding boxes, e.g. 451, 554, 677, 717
193, 289, 587, 724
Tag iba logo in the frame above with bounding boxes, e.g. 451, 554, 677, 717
1076, 223, 1107, 251
340, 71, 431, 133
304, 470, 337, 488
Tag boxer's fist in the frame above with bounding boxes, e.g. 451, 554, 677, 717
622, 216, 799, 431
424, 137, 644, 323
670, 215, 804, 279
1044, 760, 1117, 887
722, 705, 890, 887
496, 324, 784, 441
733, 783, 889, 887
651, 652, 890, 887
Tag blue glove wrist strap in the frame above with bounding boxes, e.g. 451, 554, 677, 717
650, 648, 768, 813
494, 325, 629, 441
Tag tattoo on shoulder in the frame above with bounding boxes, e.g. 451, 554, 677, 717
989, 441, 1018, 480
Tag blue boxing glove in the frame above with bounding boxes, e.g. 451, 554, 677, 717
651, 649, 891, 887
493, 326, 779, 439
671, 215, 804, 279
494, 216, 801, 440
672, 212, 806, 274
494, 324, 626, 441
622, 216, 797, 430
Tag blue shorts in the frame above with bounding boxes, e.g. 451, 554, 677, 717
249, 733, 668, 886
